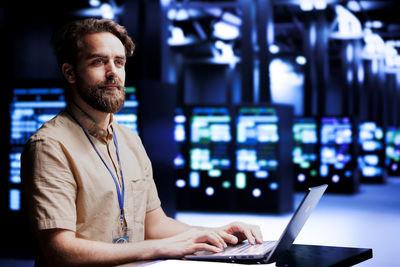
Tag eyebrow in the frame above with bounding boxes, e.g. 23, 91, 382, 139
87, 53, 126, 60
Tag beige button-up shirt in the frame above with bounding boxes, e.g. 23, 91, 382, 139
21, 103, 161, 243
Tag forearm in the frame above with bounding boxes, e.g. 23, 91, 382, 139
144, 208, 218, 240
146, 215, 194, 239
41, 227, 227, 266
40, 230, 164, 267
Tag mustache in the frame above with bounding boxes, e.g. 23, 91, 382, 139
98, 79, 124, 90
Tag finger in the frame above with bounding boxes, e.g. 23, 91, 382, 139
229, 223, 255, 244
218, 231, 238, 245
243, 228, 256, 245
194, 243, 223, 253
211, 231, 227, 249
198, 231, 226, 250
233, 223, 262, 244
251, 227, 263, 244
214, 231, 228, 248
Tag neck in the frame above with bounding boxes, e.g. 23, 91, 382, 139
72, 94, 110, 130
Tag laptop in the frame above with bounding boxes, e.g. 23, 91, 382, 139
184, 184, 328, 264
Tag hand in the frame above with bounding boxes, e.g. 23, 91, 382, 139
157, 228, 227, 258
213, 221, 263, 246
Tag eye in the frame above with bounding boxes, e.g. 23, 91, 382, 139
116, 60, 125, 67
91, 59, 105, 66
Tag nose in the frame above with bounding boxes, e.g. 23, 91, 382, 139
105, 61, 117, 79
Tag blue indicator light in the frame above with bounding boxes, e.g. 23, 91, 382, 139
320, 164, 329, 177
252, 188, 262, 198
268, 160, 278, 168
362, 167, 381, 177
189, 171, 200, 188
9, 189, 21, 211
10, 176, 21, 184
364, 155, 379, 165
176, 179, 186, 188
345, 170, 352, 177
269, 182, 279, 190
297, 173, 306, 182
236, 172, 246, 189
391, 164, 398, 171
174, 124, 186, 142
174, 115, 186, 123
255, 171, 268, 178
174, 155, 185, 167
205, 187, 215, 196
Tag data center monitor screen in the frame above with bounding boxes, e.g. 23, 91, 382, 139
9, 86, 138, 212
174, 106, 233, 210
175, 105, 294, 212
173, 107, 186, 171
9, 88, 66, 212
236, 106, 280, 196
385, 126, 400, 175
114, 86, 139, 133
188, 107, 231, 184
292, 117, 318, 187
320, 117, 353, 184
358, 122, 384, 178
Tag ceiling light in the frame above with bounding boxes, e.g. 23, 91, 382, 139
213, 21, 240, 40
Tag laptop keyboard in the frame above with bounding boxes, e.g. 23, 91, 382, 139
218, 241, 276, 256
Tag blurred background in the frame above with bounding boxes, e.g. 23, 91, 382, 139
1, 0, 400, 266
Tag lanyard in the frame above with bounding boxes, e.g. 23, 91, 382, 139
67, 111, 126, 221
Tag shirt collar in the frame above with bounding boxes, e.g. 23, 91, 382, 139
67, 102, 115, 143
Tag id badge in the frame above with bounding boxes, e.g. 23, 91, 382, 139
112, 225, 132, 244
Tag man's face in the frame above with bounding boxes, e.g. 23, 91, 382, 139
73, 32, 126, 113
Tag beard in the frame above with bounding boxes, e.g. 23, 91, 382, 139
75, 75, 126, 114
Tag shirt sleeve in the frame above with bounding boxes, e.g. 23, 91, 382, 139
144, 161, 161, 212
21, 136, 78, 232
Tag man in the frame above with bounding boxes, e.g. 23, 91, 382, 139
21, 18, 263, 266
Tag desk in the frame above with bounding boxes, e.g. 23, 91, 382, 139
119, 244, 372, 267
275, 244, 372, 267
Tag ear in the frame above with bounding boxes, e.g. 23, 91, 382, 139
61, 63, 76, 83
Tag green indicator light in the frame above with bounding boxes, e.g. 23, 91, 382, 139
300, 161, 311, 169
222, 181, 231, 188
125, 86, 135, 93
209, 169, 222, 177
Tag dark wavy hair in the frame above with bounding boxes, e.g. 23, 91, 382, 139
52, 18, 135, 69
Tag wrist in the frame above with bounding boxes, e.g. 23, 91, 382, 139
124, 239, 164, 261
151, 238, 168, 259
